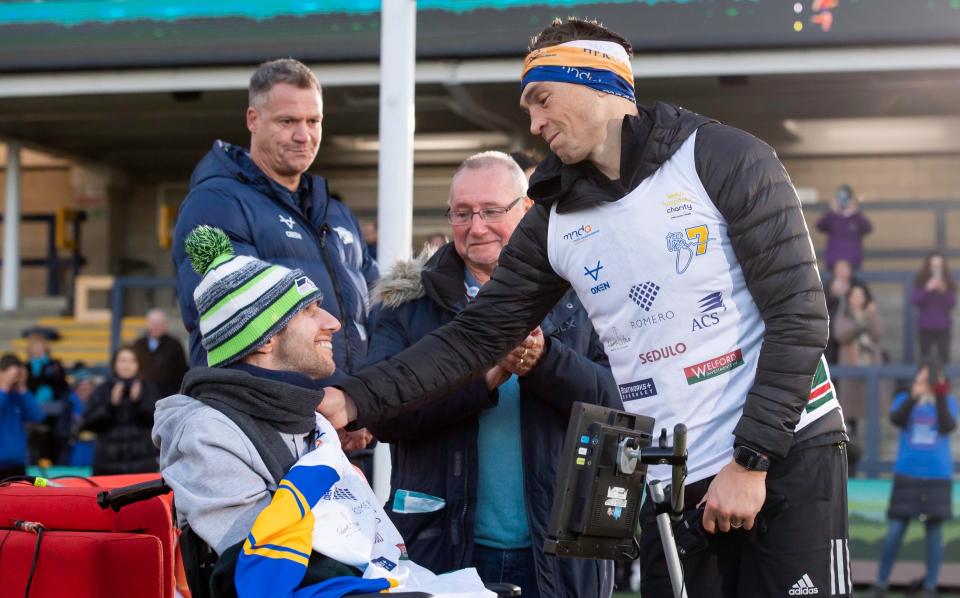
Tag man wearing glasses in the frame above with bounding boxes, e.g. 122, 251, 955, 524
364, 151, 620, 598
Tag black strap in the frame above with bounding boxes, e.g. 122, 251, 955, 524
194, 396, 295, 485
180, 524, 218, 598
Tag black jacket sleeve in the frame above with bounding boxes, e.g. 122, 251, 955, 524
935, 395, 957, 435
81, 383, 118, 432
521, 325, 621, 418
339, 205, 571, 428
889, 396, 916, 429
695, 123, 829, 459
364, 303, 499, 441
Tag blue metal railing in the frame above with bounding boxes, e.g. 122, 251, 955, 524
106, 269, 954, 480
828, 269, 960, 364
0, 212, 86, 295
829, 364, 960, 478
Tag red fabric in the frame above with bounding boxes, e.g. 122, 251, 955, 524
0, 478, 175, 598
0, 530, 163, 598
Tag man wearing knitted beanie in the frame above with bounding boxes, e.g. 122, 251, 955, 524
152, 225, 341, 558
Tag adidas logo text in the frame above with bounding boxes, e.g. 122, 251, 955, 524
788, 574, 819, 596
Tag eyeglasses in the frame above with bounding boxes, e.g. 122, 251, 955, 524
445, 196, 524, 226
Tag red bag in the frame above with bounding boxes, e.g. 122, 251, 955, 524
0, 477, 176, 598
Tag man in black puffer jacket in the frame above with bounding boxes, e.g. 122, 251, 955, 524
367, 152, 619, 598
323, 18, 850, 598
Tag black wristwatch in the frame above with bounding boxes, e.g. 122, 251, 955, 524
733, 445, 772, 472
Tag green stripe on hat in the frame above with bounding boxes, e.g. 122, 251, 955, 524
206, 284, 312, 367
200, 265, 277, 323
208, 252, 236, 273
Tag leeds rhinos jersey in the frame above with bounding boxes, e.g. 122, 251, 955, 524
546, 130, 840, 484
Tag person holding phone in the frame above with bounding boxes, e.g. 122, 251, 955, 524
912, 252, 957, 362
0, 355, 44, 479
870, 360, 957, 598
817, 184, 873, 272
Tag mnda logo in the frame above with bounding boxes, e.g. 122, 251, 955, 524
563, 223, 600, 243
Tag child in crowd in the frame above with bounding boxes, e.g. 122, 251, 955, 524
871, 360, 957, 598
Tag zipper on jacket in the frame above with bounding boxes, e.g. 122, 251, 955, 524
320, 223, 353, 372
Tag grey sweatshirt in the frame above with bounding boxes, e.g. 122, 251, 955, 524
152, 394, 316, 555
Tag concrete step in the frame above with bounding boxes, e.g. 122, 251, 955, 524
0, 314, 152, 368
7, 336, 136, 350
5, 295, 69, 316
37, 316, 147, 329
36, 349, 110, 365
8, 329, 140, 339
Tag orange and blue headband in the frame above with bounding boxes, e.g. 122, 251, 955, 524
521, 40, 635, 102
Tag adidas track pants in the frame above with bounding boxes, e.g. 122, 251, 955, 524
639, 441, 851, 597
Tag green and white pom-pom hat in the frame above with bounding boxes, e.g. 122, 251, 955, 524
184, 225, 323, 367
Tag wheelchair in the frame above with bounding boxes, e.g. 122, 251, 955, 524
95, 478, 521, 598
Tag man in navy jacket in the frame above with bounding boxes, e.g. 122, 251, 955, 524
173, 58, 378, 380
366, 152, 620, 598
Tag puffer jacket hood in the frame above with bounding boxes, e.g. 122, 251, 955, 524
372, 246, 436, 310
373, 243, 470, 314
188, 141, 281, 200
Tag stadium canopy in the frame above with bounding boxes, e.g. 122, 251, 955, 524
0, 0, 959, 176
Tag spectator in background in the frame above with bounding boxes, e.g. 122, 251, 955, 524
824, 259, 868, 364
0, 354, 44, 479
366, 152, 619, 598
64, 366, 100, 467
23, 326, 69, 406
509, 150, 540, 181
912, 252, 956, 363
817, 184, 872, 272
82, 347, 161, 475
132, 308, 189, 397
22, 326, 70, 464
832, 282, 884, 470
362, 220, 378, 261
871, 360, 956, 598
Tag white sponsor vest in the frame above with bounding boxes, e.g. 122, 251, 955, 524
546, 130, 837, 484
